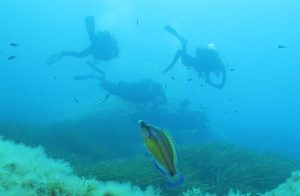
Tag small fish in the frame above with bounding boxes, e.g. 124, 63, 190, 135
200, 84, 204, 87
10, 43, 18, 47
171, 76, 175, 80
74, 98, 79, 104
138, 120, 184, 188
54, 76, 57, 80
186, 67, 190, 70
165, 84, 167, 88
187, 78, 192, 82
136, 20, 139, 25
230, 68, 235, 72
277, 45, 286, 49
234, 110, 238, 113
8, 56, 17, 60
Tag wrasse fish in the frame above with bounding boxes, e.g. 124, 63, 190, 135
138, 120, 184, 189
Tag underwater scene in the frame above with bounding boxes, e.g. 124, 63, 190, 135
0, 0, 300, 195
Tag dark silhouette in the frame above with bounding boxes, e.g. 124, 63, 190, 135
47, 16, 119, 65
74, 75, 167, 109
163, 25, 227, 89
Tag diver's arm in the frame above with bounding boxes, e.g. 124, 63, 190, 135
46, 47, 91, 65
205, 68, 227, 89
73, 75, 95, 80
163, 50, 181, 73
218, 67, 227, 89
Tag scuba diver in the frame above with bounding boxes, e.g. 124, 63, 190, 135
74, 74, 167, 109
46, 16, 119, 65
163, 25, 227, 89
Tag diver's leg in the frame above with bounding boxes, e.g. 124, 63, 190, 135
62, 47, 91, 59
85, 16, 95, 42
46, 51, 65, 65
46, 47, 91, 65
163, 50, 182, 73
87, 61, 105, 76
181, 51, 196, 67
204, 72, 215, 87
73, 75, 96, 80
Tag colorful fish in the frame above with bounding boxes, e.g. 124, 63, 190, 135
138, 120, 184, 188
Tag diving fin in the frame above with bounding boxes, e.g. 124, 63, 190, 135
164, 25, 179, 37
46, 52, 64, 65
164, 25, 187, 47
87, 61, 105, 76
85, 16, 95, 42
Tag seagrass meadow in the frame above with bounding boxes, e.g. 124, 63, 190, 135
1, 118, 299, 195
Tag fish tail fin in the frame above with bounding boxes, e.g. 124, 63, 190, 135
166, 173, 185, 189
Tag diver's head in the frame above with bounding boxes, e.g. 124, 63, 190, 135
207, 42, 216, 50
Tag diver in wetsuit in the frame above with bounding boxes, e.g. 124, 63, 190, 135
74, 74, 167, 108
47, 16, 119, 65
163, 25, 226, 89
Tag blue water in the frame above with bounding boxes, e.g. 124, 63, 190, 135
0, 0, 299, 162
